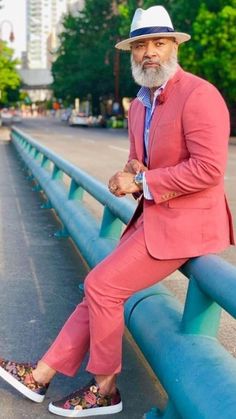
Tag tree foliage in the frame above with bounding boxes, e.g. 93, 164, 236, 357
0, 42, 21, 104
52, 0, 125, 111
179, 1, 236, 106
51, 0, 235, 116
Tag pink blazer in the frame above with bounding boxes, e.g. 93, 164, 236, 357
127, 67, 235, 259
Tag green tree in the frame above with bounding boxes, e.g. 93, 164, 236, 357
52, 0, 235, 122
52, 1, 123, 111
179, 2, 236, 107
52, 1, 150, 111
118, 0, 229, 41
0, 41, 21, 104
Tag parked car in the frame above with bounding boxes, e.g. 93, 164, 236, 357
12, 110, 22, 123
68, 111, 89, 127
0, 108, 13, 124
0, 108, 22, 125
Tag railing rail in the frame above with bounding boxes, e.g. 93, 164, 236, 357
13, 127, 135, 223
11, 126, 135, 265
11, 126, 236, 419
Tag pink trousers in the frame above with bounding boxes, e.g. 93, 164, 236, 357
42, 215, 188, 376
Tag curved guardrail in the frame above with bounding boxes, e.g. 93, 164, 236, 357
11, 126, 135, 267
11, 126, 236, 419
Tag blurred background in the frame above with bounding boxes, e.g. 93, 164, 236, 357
0, 0, 235, 131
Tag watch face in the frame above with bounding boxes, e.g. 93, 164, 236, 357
135, 172, 143, 184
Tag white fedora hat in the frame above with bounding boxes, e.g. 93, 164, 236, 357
116, 6, 191, 50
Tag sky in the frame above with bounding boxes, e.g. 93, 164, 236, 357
0, 0, 26, 59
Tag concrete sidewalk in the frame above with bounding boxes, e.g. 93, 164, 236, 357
0, 130, 165, 418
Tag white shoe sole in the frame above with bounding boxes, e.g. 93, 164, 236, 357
0, 365, 45, 403
48, 401, 123, 417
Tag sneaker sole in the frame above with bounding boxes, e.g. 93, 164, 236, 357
48, 401, 123, 417
0, 366, 45, 403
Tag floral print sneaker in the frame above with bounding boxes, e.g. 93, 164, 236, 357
48, 378, 122, 417
0, 358, 49, 402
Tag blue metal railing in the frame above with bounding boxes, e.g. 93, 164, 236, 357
11, 126, 135, 267
11, 126, 236, 419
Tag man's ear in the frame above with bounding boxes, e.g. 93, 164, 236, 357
173, 40, 179, 52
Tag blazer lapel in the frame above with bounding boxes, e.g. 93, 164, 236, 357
132, 101, 145, 162
147, 67, 183, 165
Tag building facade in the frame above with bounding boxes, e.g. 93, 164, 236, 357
22, 0, 84, 102
26, 0, 83, 70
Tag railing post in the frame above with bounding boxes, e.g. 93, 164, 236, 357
52, 164, 63, 181
25, 143, 31, 153
32, 182, 42, 192
68, 179, 84, 200
33, 149, 41, 161
41, 155, 51, 170
30, 146, 36, 157
99, 206, 123, 240
41, 200, 52, 209
145, 400, 182, 419
181, 275, 222, 337
54, 226, 69, 238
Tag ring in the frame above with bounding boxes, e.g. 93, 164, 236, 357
109, 185, 118, 192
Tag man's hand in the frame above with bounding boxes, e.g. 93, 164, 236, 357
108, 171, 141, 197
124, 159, 147, 175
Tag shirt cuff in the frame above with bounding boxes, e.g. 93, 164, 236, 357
143, 172, 154, 200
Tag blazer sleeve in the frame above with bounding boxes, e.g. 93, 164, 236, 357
145, 82, 230, 204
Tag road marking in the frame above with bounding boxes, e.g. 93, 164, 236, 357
109, 145, 129, 153
80, 138, 95, 144
29, 257, 46, 314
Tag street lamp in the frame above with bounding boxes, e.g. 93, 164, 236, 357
0, 19, 15, 43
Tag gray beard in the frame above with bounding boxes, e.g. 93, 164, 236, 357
131, 54, 178, 88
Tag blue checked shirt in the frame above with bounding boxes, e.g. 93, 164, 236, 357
136, 83, 167, 199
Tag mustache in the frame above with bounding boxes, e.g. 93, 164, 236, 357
141, 58, 161, 67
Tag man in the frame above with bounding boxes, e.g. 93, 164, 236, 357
0, 5, 234, 418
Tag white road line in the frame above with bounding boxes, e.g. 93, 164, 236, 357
29, 257, 46, 314
109, 145, 129, 153
80, 138, 95, 144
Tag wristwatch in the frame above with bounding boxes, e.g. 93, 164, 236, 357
134, 172, 143, 189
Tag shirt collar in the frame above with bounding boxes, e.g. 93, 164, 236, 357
137, 81, 168, 109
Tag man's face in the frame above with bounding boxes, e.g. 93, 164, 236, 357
130, 37, 178, 88
131, 37, 177, 65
